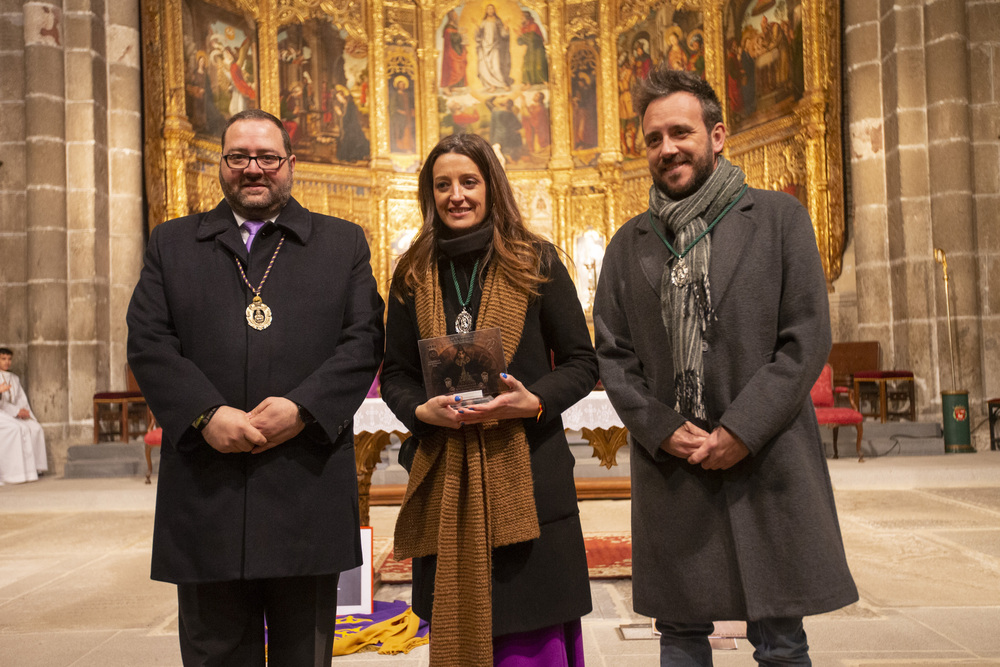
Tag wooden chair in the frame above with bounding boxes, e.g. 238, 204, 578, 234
143, 407, 162, 484
854, 371, 916, 422
92, 365, 146, 443
827, 341, 880, 407
811, 364, 865, 462
829, 341, 916, 422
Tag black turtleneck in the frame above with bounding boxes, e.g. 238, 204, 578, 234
436, 221, 493, 333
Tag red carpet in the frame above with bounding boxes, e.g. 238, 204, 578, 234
374, 532, 631, 584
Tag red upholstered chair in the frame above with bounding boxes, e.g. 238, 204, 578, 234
143, 407, 162, 484
811, 364, 865, 462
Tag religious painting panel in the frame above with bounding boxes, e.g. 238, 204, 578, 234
181, 0, 258, 138
277, 19, 370, 164
723, 0, 804, 135
436, 1, 551, 170
616, 4, 704, 159
387, 48, 419, 166
568, 39, 599, 167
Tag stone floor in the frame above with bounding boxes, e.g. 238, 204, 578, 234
1, 452, 999, 666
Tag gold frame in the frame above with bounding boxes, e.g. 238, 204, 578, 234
142, 0, 843, 296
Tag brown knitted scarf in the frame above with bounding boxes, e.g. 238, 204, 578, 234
393, 260, 540, 666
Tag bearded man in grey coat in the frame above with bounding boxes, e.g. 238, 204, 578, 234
594, 66, 857, 664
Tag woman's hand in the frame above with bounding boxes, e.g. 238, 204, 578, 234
414, 394, 466, 429
456, 373, 541, 424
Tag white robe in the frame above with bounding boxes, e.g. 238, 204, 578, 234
475, 16, 511, 90
0, 371, 46, 484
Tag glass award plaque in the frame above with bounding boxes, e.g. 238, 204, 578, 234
418, 327, 507, 406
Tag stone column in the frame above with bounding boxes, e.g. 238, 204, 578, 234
107, 2, 144, 400
924, 0, 982, 412
0, 6, 29, 358
881, 0, 936, 411
844, 0, 893, 354
968, 0, 1000, 407
24, 2, 69, 445
65, 0, 109, 442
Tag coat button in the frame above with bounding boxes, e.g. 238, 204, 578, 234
337, 425, 344, 435
702, 341, 709, 353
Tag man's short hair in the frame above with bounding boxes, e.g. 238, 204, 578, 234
633, 65, 724, 132
220, 109, 293, 157
0, 347, 13, 356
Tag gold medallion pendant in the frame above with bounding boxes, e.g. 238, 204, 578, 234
246, 296, 273, 330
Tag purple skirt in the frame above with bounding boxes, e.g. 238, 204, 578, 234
493, 619, 585, 666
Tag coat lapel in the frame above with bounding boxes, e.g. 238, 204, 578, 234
196, 201, 246, 259
635, 211, 672, 297
708, 190, 756, 309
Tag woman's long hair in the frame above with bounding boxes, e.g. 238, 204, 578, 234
391, 133, 549, 301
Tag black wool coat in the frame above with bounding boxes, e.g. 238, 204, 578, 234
380, 244, 597, 636
594, 188, 858, 622
127, 198, 385, 584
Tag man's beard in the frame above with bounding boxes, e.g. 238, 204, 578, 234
653, 142, 716, 200
219, 173, 293, 219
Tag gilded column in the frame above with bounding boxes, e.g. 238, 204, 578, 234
596, 0, 622, 235
369, 0, 394, 289
370, 0, 391, 163
255, 2, 281, 116
162, 0, 194, 221
702, 1, 725, 126
547, 0, 573, 249
799, 98, 833, 287
418, 1, 440, 151
799, 0, 839, 287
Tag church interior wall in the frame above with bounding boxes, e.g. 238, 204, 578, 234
1, 1, 997, 468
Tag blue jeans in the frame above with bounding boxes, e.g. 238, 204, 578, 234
656, 617, 810, 666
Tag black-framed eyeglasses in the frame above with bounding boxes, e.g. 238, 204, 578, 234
222, 154, 288, 170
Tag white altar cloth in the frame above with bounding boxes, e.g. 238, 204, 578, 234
560, 391, 624, 431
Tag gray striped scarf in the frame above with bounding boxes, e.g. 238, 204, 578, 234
648, 156, 746, 421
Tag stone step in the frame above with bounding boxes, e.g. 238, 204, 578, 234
64, 459, 145, 479
63, 442, 159, 479
818, 420, 945, 458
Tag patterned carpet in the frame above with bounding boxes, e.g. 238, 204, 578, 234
374, 532, 632, 584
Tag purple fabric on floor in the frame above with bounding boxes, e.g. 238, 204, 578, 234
493, 619, 584, 666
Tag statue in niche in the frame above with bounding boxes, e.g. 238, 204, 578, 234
476, 4, 513, 92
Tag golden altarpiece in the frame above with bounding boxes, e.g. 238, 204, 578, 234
141, 0, 844, 306
141, 0, 844, 511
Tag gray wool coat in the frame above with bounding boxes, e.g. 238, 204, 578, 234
593, 188, 858, 622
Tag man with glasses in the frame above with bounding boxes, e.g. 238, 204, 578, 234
127, 109, 385, 666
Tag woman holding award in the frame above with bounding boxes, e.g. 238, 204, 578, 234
381, 132, 597, 666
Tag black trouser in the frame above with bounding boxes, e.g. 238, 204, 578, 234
177, 573, 339, 667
